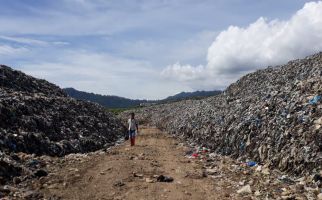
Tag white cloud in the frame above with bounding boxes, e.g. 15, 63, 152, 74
0, 44, 28, 55
21, 50, 189, 99
162, 1, 322, 89
0, 36, 48, 46
0, 35, 69, 46
52, 41, 69, 46
162, 63, 205, 81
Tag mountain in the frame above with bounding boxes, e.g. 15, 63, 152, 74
120, 52, 322, 175
63, 88, 221, 108
64, 87, 154, 108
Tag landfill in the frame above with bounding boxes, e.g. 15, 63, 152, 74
0, 65, 126, 190
177, 141, 322, 199
121, 52, 322, 176
1, 50, 322, 199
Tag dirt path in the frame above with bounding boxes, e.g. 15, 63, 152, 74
43, 127, 229, 200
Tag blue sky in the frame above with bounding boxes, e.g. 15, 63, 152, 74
0, 0, 320, 99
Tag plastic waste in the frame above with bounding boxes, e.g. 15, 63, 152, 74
191, 153, 199, 158
157, 175, 174, 182
247, 161, 257, 167
309, 95, 321, 105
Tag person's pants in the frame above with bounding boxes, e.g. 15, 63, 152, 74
129, 130, 136, 146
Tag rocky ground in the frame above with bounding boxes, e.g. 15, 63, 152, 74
0, 65, 126, 198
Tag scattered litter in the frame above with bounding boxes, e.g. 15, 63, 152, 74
191, 153, 199, 158
246, 161, 257, 167
133, 172, 144, 178
278, 175, 295, 185
313, 174, 322, 182
317, 193, 322, 200
113, 180, 125, 187
34, 169, 48, 177
309, 95, 321, 105
145, 178, 154, 183
157, 175, 174, 182
237, 184, 252, 194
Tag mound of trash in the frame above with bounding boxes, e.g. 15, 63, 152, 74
0, 65, 126, 185
122, 52, 322, 175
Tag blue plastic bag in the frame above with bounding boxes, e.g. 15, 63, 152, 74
309, 95, 321, 105
246, 161, 257, 167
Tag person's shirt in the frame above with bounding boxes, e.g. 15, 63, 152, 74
128, 118, 138, 131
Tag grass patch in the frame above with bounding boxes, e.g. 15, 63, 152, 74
108, 107, 130, 115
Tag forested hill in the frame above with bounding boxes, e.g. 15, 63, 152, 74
63, 88, 221, 108
64, 87, 153, 108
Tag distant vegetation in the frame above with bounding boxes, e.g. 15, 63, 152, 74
64, 88, 221, 109
160, 91, 222, 103
64, 88, 154, 108
108, 107, 135, 115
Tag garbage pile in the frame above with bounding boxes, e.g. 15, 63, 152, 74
0, 65, 126, 186
180, 142, 322, 199
121, 52, 322, 175
0, 65, 65, 96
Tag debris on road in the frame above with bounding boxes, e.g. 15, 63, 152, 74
237, 184, 252, 194
145, 178, 154, 183
113, 180, 125, 187
157, 175, 174, 182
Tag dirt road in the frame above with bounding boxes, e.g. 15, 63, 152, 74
40, 127, 317, 200
43, 127, 229, 200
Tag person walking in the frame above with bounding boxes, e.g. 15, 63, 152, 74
128, 113, 139, 146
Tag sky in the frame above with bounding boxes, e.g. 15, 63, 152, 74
0, 0, 321, 99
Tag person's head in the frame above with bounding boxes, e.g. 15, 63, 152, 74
130, 112, 135, 119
